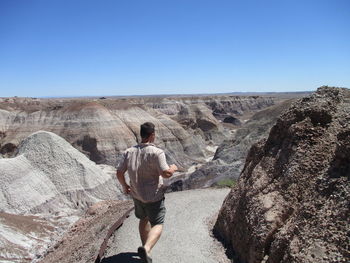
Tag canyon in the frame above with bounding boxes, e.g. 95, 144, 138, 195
0, 94, 282, 262
3, 90, 346, 263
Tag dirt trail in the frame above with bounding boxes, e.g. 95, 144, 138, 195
102, 188, 231, 263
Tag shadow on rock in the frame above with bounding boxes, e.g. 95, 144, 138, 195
101, 252, 141, 263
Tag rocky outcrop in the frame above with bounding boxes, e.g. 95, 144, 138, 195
0, 96, 275, 168
38, 200, 133, 263
214, 87, 350, 263
0, 131, 124, 215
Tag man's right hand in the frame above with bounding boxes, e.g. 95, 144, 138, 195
169, 164, 178, 172
161, 164, 178, 178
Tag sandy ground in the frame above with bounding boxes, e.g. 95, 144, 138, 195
102, 188, 231, 263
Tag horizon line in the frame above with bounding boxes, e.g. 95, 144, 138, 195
0, 90, 317, 99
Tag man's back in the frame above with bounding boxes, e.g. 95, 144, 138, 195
118, 143, 169, 203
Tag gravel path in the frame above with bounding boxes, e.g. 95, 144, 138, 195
102, 188, 231, 263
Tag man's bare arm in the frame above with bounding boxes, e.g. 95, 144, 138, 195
161, 164, 178, 178
116, 170, 131, 194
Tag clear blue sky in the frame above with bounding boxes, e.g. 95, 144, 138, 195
0, 0, 349, 97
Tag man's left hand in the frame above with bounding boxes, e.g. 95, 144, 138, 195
123, 184, 131, 194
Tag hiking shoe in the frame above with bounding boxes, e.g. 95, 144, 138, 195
138, 246, 152, 263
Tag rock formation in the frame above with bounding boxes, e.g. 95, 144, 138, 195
0, 131, 124, 215
214, 87, 350, 263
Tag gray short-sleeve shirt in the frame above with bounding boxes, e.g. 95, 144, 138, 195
117, 143, 170, 203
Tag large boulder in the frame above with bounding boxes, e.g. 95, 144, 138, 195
214, 87, 350, 263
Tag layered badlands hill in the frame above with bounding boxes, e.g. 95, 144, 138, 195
0, 95, 275, 169
0, 131, 123, 214
214, 87, 350, 263
0, 131, 124, 262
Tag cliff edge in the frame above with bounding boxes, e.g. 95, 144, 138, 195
214, 87, 350, 263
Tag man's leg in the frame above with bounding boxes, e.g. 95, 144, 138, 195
143, 224, 163, 254
138, 198, 166, 261
139, 217, 151, 245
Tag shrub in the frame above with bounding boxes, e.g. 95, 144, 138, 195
215, 178, 236, 188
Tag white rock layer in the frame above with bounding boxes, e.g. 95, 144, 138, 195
0, 131, 124, 215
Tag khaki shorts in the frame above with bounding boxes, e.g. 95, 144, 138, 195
133, 197, 166, 227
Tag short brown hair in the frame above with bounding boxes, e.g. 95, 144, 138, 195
140, 122, 155, 139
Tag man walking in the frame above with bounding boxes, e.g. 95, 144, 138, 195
117, 122, 178, 263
